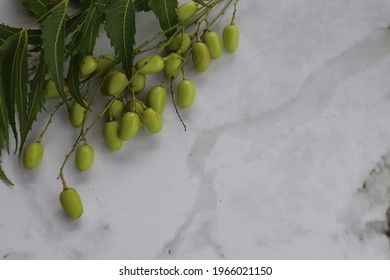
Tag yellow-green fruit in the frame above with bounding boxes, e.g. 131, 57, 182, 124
204, 31, 223, 59
222, 24, 240, 53
105, 98, 124, 121
79, 55, 98, 77
192, 42, 210, 72
143, 108, 163, 134
125, 99, 145, 115
103, 121, 123, 150
132, 72, 146, 94
59, 188, 84, 219
119, 112, 140, 140
70, 101, 88, 127
165, 33, 192, 53
164, 53, 183, 79
75, 144, 94, 171
101, 71, 128, 96
44, 79, 69, 99
177, 2, 197, 22
177, 79, 196, 108
135, 55, 165, 74
94, 54, 117, 76
23, 142, 44, 169
146, 86, 167, 114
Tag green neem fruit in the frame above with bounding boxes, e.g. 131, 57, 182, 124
132, 72, 146, 94
70, 100, 88, 127
204, 31, 223, 59
146, 86, 167, 114
101, 71, 128, 96
192, 42, 210, 72
103, 121, 123, 150
105, 98, 124, 121
94, 54, 117, 75
75, 144, 94, 171
177, 2, 197, 22
79, 55, 98, 77
23, 142, 44, 169
125, 99, 145, 115
119, 112, 140, 140
223, 24, 240, 53
164, 53, 183, 79
60, 188, 84, 219
44, 79, 69, 99
135, 55, 165, 74
165, 33, 192, 54
177, 79, 196, 108
143, 108, 163, 134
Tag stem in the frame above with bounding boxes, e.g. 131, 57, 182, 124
37, 101, 65, 143
231, 0, 239, 25
170, 79, 187, 131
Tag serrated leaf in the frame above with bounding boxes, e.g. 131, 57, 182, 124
0, 70, 9, 152
67, 54, 88, 108
104, 0, 136, 78
20, 53, 47, 155
149, 0, 178, 37
78, 1, 103, 55
23, 0, 55, 18
0, 129, 14, 186
42, 2, 68, 107
0, 24, 42, 45
0, 33, 20, 150
134, 0, 151, 12
80, 0, 92, 10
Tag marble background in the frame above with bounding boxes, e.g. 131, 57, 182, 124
1, 0, 390, 259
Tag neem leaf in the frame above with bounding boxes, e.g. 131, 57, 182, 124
42, 2, 68, 107
0, 129, 14, 186
134, 0, 151, 12
23, 0, 55, 18
0, 70, 9, 152
20, 53, 47, 156
104, 0, 136, 77
67, 54, 88, 108
0, 24, 42, 45
148, 0, 178, 37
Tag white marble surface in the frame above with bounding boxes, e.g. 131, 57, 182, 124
1, 0, 390, 259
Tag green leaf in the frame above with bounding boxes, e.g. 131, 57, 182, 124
20, 53, 47, 155
80, 0, 92, 10
134, 0, 151, 12
78, 1, 104, 55
0, 129, 14, 186
104, 0, 136, 78
66, 54, 88, 108
0, 33, 20, 150
148, 0, 178, 37
0, 70, 9, 152
0, 24, 42, 45
42, 2, 68, 107
23, 0, 55, 18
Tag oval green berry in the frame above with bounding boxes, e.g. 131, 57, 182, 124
135, 55, 165, 74
101, 71, 128, 96
143, 108, 163, 134
164, 53, 183, 79
192, 42, 210, 72
223, 24, 240, 53
132, 72, 146, 94
94, 54, 117, 76
44, 79, 69, 99
177, 2, 197, 22
204, 31, 223, 59
70, 101, 88, 127
146, 86, 167, 114
60, 188, 84, 219
125, 99, 145, 115
75, 144, 94, 171
79, 55, 98, 77
23, 142, 44, 169
105, 98, 124, 121
165, 33, 192, 54
103, 121, 123, 150
119, 112, 140, 140
177, 79, 196, 108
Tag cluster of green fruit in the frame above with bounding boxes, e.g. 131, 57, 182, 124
22, 0, 240, 220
